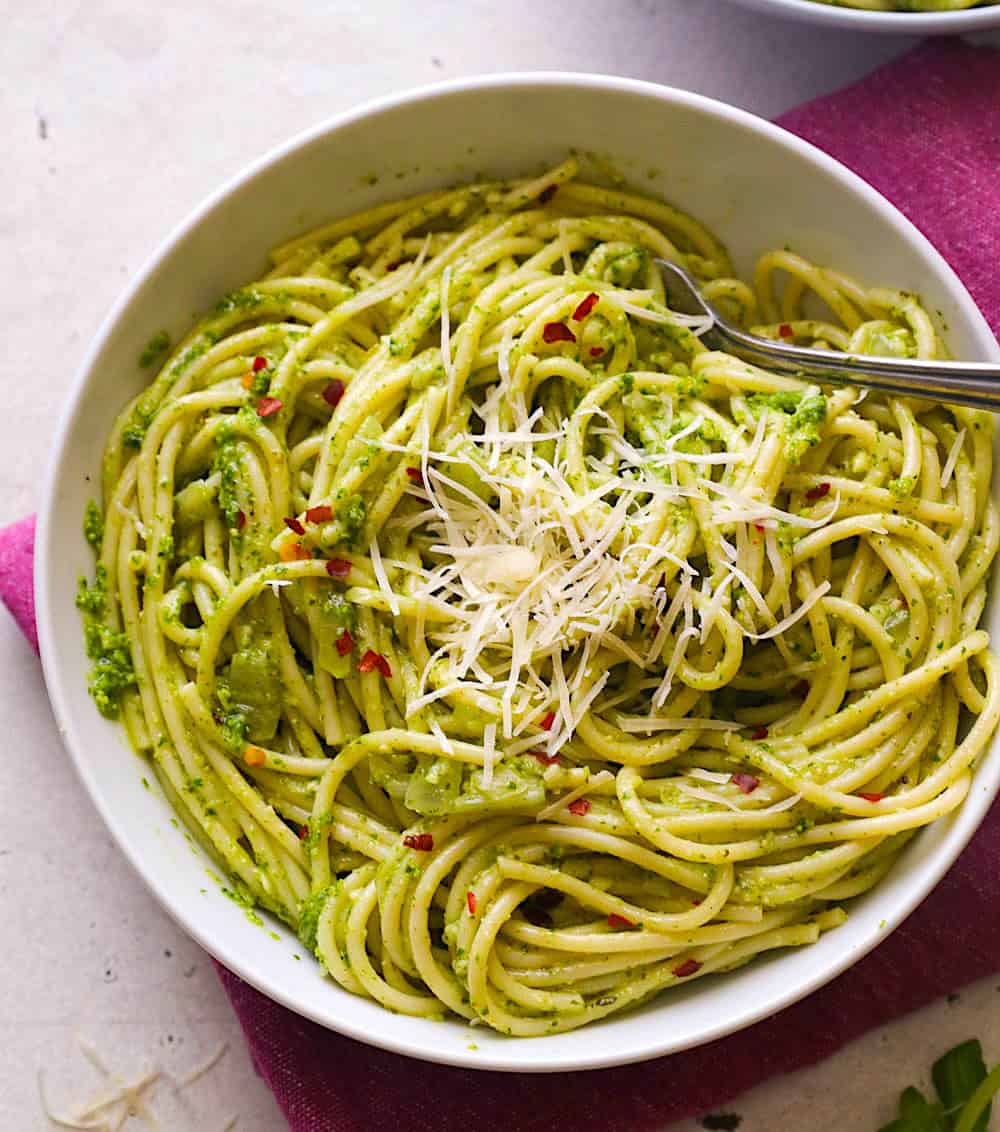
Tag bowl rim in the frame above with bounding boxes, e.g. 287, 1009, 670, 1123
35, 70, 1000, 1072
726, 0, 1000, 32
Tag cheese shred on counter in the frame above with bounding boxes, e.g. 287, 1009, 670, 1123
80, 157, 1000, 1036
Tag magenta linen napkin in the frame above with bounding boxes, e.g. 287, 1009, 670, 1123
5, 39, 1000, 1131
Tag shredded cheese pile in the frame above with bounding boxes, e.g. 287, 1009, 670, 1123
39, 1039, 232, 1131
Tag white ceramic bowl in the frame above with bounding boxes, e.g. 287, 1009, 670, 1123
37, 73, 1000, 1072
727, 0, 1000, 32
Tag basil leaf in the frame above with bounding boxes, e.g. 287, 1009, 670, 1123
933, 1040, 989, 1129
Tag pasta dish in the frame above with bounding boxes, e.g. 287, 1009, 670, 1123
77, 157, 999, 1035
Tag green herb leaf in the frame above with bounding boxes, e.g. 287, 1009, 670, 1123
878, 1086, 948, 1132
933, 1040, 989, 1129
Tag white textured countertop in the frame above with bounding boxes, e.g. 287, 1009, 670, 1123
3, 3, 998, 1129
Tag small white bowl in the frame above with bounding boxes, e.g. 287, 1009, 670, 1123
727, 0, 1000, 33
36, 73, 1000, 1072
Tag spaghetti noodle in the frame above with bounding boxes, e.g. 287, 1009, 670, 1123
79, 157, 1000, 1035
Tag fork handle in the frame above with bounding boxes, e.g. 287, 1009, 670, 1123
714, 326, 1000, 413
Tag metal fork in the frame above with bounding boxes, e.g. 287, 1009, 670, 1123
657, 259, 1000, 412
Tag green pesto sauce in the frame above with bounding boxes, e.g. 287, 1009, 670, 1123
83, 500, 103, 551
76, 564, 108, 617
222, 882, 264, 926
213, 433, 244, 530
748, 387, 827, 464
83, 619, 136, 719
215, 683, 249, 753
122, 402, 156, 449
336, 493, 367, 546
297, 884, 337, 953
139, 330, 171, 368
322, 591, 358, 630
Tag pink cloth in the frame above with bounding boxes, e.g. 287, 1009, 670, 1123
5, 39, 1000, 1131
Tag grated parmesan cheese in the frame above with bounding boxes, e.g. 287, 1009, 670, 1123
940, 427, 966, 490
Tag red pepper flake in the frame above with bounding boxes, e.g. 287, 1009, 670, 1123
731, 773, 760, 795
589, 346, 605, 358
299, 824, 309, 840
778, 323, 794, 339
673, 958, 702, 978
542, 321, 576, 345
403, 833, 434, 851
541, 711, 556, 731
749, 726, 769, 741
859, 792, 884, 803
325, 557, 352, 578
358, 649, 392, 679
385, 260, 401, 272
284, 516, 305, 535
791, 680, 810, 699
567, 798, 591, 817
244, 745, 267, 767
257, 396, 283, 418
279, 540, 311, 562
805, 482, 831, 502
691, 899, 702, 906
335, 630, 355, 657
607, 913, 635, 930
405, 466, 424, 485
466, 891, 478, 915
305, 504, 333, 524
538, 184, 558, 205
572, 292, 599, 322
530, 750, 560, 766
252, 355, 268, 372
236, 510, 247, 531
322, 379, 345, 408
753, 522, 765, 534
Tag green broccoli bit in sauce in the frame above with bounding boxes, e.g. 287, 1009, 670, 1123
139, 330, 171, 368
337, 494, 367, 546
854, 324, 915, 359
76, 565, 108, 617
748, 386, 827, 464
122, 403, 156, 449
404, 755, 546, 817
888, 475, 916, 498
322, 591, 358, 630
213, 435, 244, 529
785, 390, 826, 463
297, 884, 336, 953
747, 389, 804, 415
216, 684, 249, 753
220, 710, 248, 752
83, 500, 103, 551
83, 620, 136, 718
228, 641, 281, 742
214, 287, 267, 316
250, 367, 270, 397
